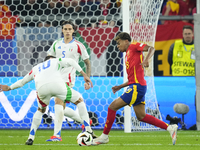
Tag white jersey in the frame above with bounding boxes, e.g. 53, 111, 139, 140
47, 38, 89, 86
10, 58, 82, 91
10, 58, 83, 107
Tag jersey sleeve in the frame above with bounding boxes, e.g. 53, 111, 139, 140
10, 69, 34, 90
134, 42, 147, 51
59, 58, 82, 72
79, 43, 89, 60
47, 40, 56, 56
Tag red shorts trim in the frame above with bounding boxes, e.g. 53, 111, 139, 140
37, 94, 47, 107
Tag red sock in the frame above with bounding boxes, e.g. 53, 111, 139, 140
103, 108, 116, 135
140, 114, 168, 130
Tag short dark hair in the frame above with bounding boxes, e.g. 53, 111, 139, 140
183, 25, 193, 32
61, 20, 76, 36
44, 55, 56, 61
114, 32, 132, 42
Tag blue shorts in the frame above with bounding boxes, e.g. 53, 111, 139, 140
120, 83, 147, 107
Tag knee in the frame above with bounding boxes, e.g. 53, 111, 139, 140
74, 97, 83, 105
55, 97, 64, 105
136, 114, 146, 121
108, 103, 117, 111
136, 116, 143, 121
38, 107, 46, 113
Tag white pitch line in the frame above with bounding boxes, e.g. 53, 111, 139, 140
0, 143, 200, 146
3, 135, 200, 138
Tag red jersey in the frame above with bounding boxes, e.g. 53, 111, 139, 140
125, 42, 147, 86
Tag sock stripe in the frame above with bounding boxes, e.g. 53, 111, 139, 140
30, 129, 35, 135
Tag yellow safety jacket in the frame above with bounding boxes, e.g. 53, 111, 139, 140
171, 40, 195, 76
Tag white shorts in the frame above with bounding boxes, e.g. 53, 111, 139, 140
36, 81, 82, 109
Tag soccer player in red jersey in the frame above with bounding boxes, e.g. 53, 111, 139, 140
93, 32, 178, 145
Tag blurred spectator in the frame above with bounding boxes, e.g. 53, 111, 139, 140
192, 7, 196, 15
177, 0, 190, 16
7, 0, 45, 27
63, 0, 81, 13
192, 6, 196, 24
45, 0, 67, 26
188, 0, 196, 15
92, 0, 119, 27
177, 0, 196, 23
46, 0, 66, 15
0, 0, 11, 16
162, 0, 179, 25
37, 21, 51, 27
116, 0, 122, 7
0, 0, 20, 38
7, 0, 67, 27
79, 0, 99, 16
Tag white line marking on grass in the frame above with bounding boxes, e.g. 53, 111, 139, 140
1, 143, 200, 146
3, 135, 200, 138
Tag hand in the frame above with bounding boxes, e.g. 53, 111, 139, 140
83, 76, 93, 88
80, 71, 93, 89
0, 85, 11, 92
140, 60, 149, 68
84, 82, 91, 90
112, 85, 121, 94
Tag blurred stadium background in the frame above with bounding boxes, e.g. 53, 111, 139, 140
0, 0, 197, 131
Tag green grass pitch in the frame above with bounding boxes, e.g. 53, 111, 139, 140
0, 129, 199, 150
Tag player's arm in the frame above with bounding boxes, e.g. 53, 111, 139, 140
60, 58, 93, 89
84, 58, 91, 77
79, 43, 91, 77
112, 81, 129, 94
141, 45, 155, 68
80, 70, 93, 89
83, 58, 91, 89
0, 70, 34, 92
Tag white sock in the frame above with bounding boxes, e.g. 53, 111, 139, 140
77, 102, 92, 132
28, 110, 43, 140
64, 107, 83, 123
54, 104, 64, 137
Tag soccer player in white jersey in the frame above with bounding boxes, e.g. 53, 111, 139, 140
0, 56, 94, 145
47, 20, 93, 140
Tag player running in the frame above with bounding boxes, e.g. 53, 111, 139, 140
92, 32, 178, 145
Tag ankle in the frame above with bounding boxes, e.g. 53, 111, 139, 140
101, 133, 108, 139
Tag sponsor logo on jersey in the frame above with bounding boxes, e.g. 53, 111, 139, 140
58, 46, 61, 49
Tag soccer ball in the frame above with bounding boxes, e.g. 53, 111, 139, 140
77, 131, 93, 146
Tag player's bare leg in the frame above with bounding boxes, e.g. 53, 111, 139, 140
93, 97, 127, 145
26, 107, 46, 145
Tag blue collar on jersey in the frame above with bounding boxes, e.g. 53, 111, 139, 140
62, 37, 75, 44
